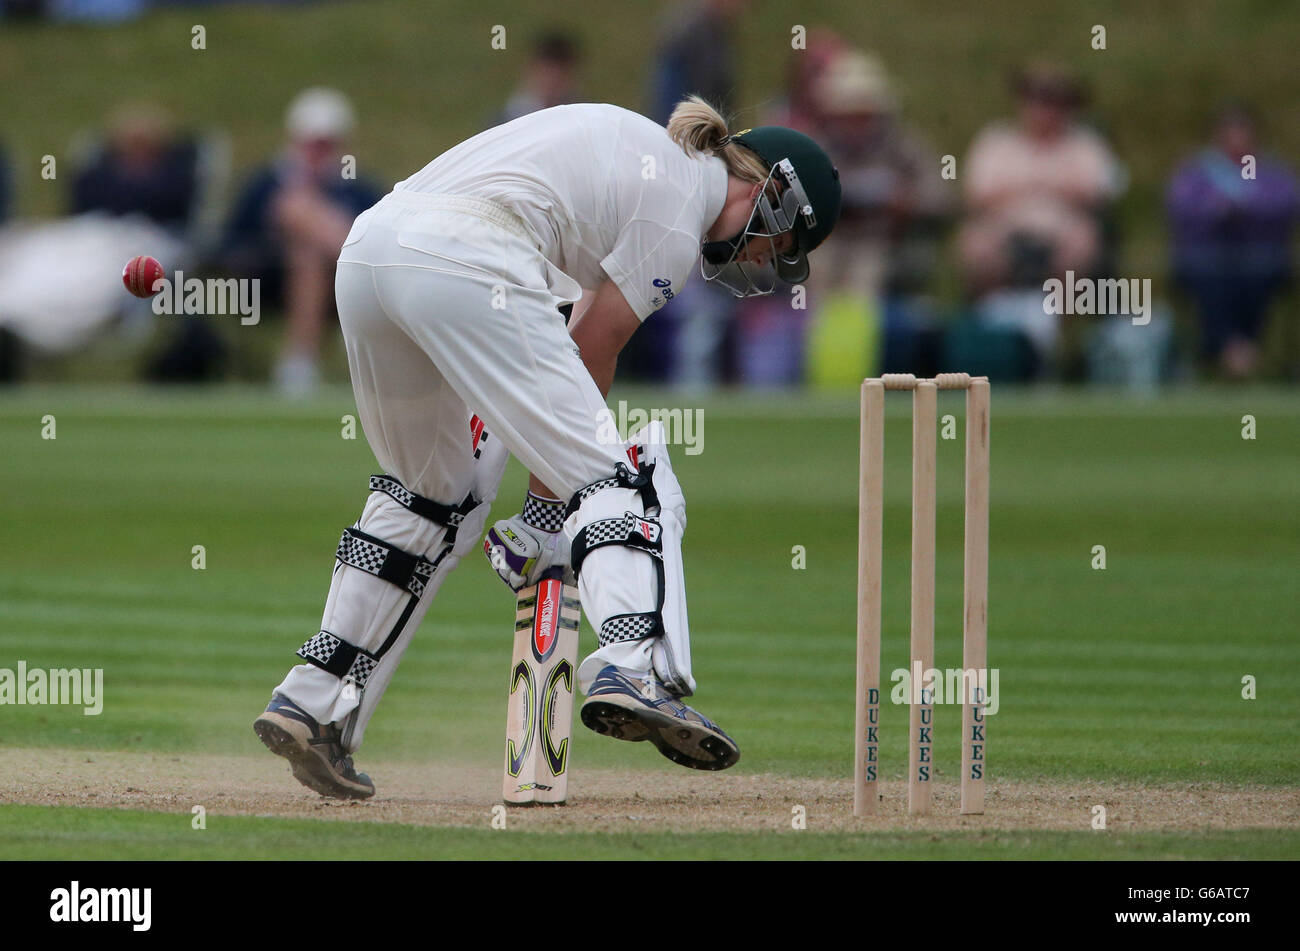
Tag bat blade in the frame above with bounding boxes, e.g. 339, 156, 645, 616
503, 570, 580, 805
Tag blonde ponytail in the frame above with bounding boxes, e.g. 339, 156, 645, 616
666, 95, 769, 184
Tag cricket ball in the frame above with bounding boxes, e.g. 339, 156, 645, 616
122, 255, 165, 298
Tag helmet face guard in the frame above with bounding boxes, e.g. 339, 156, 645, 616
700, 158, 819, 298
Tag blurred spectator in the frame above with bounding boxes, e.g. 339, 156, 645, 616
220, 88, 382, 395
1, 0, 49, 16
958, 62, 1123, 297
0, 143, 13, 380
0, 104, 202, 375
648, 0, 747, 125
487, 31, 582, 128
796, 52, 953, 385
732, 31, 849, 386
47, 0, 144, 21
630, 0, 747, 386
815, 54, 951, 304
762, 28, 846, 136
0, 140, 11, 224
1167, 103, 1299, 379
71, 105, 198, 236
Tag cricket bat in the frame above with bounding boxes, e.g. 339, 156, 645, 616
503, 568, 581, 805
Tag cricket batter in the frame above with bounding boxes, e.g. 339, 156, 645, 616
253, 97, 842, 798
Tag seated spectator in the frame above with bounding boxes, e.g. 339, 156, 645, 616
811, 52, 951, 306
795, 51, 952, 386
71, 105, 198, 236
0, 105, 197, 372
958, 62, 1122, 297
1167, 103, 1299, 379
764, 27, 846, 136
486, 31, 582, 128
220, 88, 383, 395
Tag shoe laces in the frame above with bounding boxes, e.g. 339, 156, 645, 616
311, 725, 359, 779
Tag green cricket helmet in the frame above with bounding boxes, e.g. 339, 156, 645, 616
700, 125, 842, 295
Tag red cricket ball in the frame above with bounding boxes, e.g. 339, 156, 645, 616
122, 255, 165, 298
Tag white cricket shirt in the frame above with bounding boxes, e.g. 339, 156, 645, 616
395, 103, 729, 321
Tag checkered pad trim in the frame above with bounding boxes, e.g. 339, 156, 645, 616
297, 631, 340, 666
598, 613, 660, 647
566, 461, 660, 522
408, 560, 434, 598
573, 477, 620, 506
370, 474, 418, 509
522, 493, 566, 533
337, 531, 386, 574
369, 474, 472, 528
346, 652, 379, 687
570, 512, 662, 580
297, 631, 380, 687
581, 513, 662, 551
336, 528, 435, 598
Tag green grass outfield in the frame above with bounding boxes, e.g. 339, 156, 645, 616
1, 384, 1298, 859
2, 805, 1295, 861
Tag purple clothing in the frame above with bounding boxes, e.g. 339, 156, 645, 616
1167, 149, 1299, 357
1166, 149, 1299, 274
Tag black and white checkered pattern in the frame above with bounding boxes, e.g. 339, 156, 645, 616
573, 476, 621, 506
296, 631, 380, 687
344, 652, 379, 687
337, 530, 388, 576
409, 558, 434, 598
298, 630, 342, 667
370, 474, 416, 508
336, 528, 435, 598
582, 513, 662, 553
570, 512, 665, 580
599, 613, 659, 647
522, 493, 566, 533
369, 474, 466, 527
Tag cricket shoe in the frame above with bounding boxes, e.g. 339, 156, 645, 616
580, 665, 740, 771
253, 693, 375, 799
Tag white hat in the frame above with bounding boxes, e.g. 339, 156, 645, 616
817, 52, 895, 115
285, 87, 356, 140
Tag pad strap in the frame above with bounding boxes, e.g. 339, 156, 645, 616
567, 461, 668, 648
336, 527, 439, 598
598, 612, 663, 647
369, 474, 480, 544
297, 630, 379, 687
571, 512, 667, 647
570, 512, 663, 578
565, 461, 659, 520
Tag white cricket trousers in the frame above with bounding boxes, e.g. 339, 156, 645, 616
272, 191, 642, 748
336, 191, 627, 499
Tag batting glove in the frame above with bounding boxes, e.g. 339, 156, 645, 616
483, 492, 572, 591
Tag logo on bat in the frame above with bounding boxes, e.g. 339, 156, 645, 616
532, 578, 562, 662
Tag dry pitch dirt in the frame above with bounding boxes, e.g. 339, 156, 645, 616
2, 748, 1297, 833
